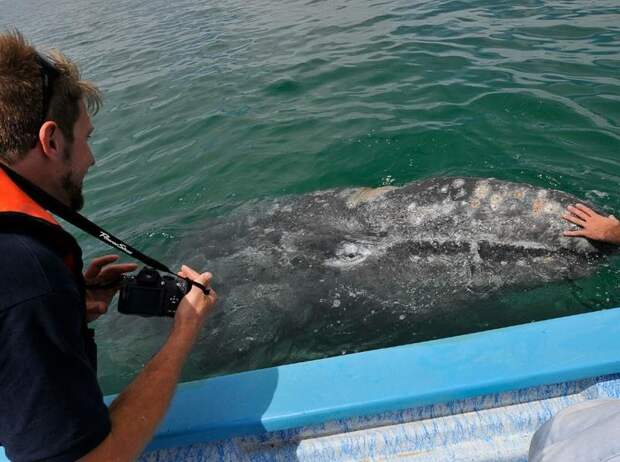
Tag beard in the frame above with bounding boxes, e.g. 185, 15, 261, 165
60, 145, 85, 211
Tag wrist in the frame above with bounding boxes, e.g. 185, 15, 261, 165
170, 318, 202, 344
600, 221, 620, 244
608, 225, 620, 244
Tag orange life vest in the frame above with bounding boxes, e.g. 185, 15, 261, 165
0, 167, 79, 272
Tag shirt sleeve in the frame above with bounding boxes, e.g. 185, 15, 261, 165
0, 289, 111, 462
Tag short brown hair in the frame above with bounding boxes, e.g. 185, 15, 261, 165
0, 30, 102, 163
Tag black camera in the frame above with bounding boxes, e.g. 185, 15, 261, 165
118, 267, 191, 317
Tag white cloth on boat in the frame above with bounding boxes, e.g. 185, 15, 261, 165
529, 399, 620, 462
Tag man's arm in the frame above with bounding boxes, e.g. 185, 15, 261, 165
563, 203, 620, 244
79, 265, 216, 462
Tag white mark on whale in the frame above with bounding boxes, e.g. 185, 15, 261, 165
345, 186, 396, 208
325, 242, 373, 268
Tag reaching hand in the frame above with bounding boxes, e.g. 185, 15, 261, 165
562, 203, 620, 244
84, 255, 138, 322
174, 265, 217, 335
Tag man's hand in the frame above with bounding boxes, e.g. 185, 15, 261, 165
173, 265, 217, 337
562, 203, 620, 244
79, 265, 217, 462
84, 255, 138, 322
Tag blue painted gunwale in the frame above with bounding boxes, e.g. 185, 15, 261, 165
131, 307, 620, 451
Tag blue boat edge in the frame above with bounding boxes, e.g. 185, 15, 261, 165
142, 307, 620, 453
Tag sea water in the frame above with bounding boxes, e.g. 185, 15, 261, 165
3, 0, 619, 393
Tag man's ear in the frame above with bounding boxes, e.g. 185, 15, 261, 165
37, 121, 63, 160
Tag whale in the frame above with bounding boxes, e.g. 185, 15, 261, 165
168, 177, 616, 374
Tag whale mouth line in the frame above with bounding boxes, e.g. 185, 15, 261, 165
323, 237, 592, 269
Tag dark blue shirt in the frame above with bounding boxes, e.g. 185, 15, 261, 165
0, 229, 110, 461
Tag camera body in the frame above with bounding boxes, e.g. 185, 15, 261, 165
118, 267, 190, 317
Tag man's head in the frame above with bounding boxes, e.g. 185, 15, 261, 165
0, 30, 102, 210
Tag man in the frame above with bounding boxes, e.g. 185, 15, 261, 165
0, 30, 217, 461
526, 203, 620, 461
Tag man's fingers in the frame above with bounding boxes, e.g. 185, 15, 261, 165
100, 263, 138, 276
574, 203, 595, 216
90, 255, 120, 267
88, 263, 137, 286
562, 213, 586, 226
180, 265, 212, 289
180, 265, 200, 279
93, 265, 137, 286
84, 255, 119, 279
190, 272, 213, 289
206, 288, 217, 304
201, 272, 213, 286
566, 205, 590, 221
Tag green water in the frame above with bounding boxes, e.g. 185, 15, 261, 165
3, 0, 620, 393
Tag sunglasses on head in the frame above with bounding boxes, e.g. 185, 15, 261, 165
32, 54, 60, 147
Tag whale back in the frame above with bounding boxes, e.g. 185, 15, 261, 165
173, 177, 615, 374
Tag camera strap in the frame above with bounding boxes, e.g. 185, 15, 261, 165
0, 163, 210, 294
